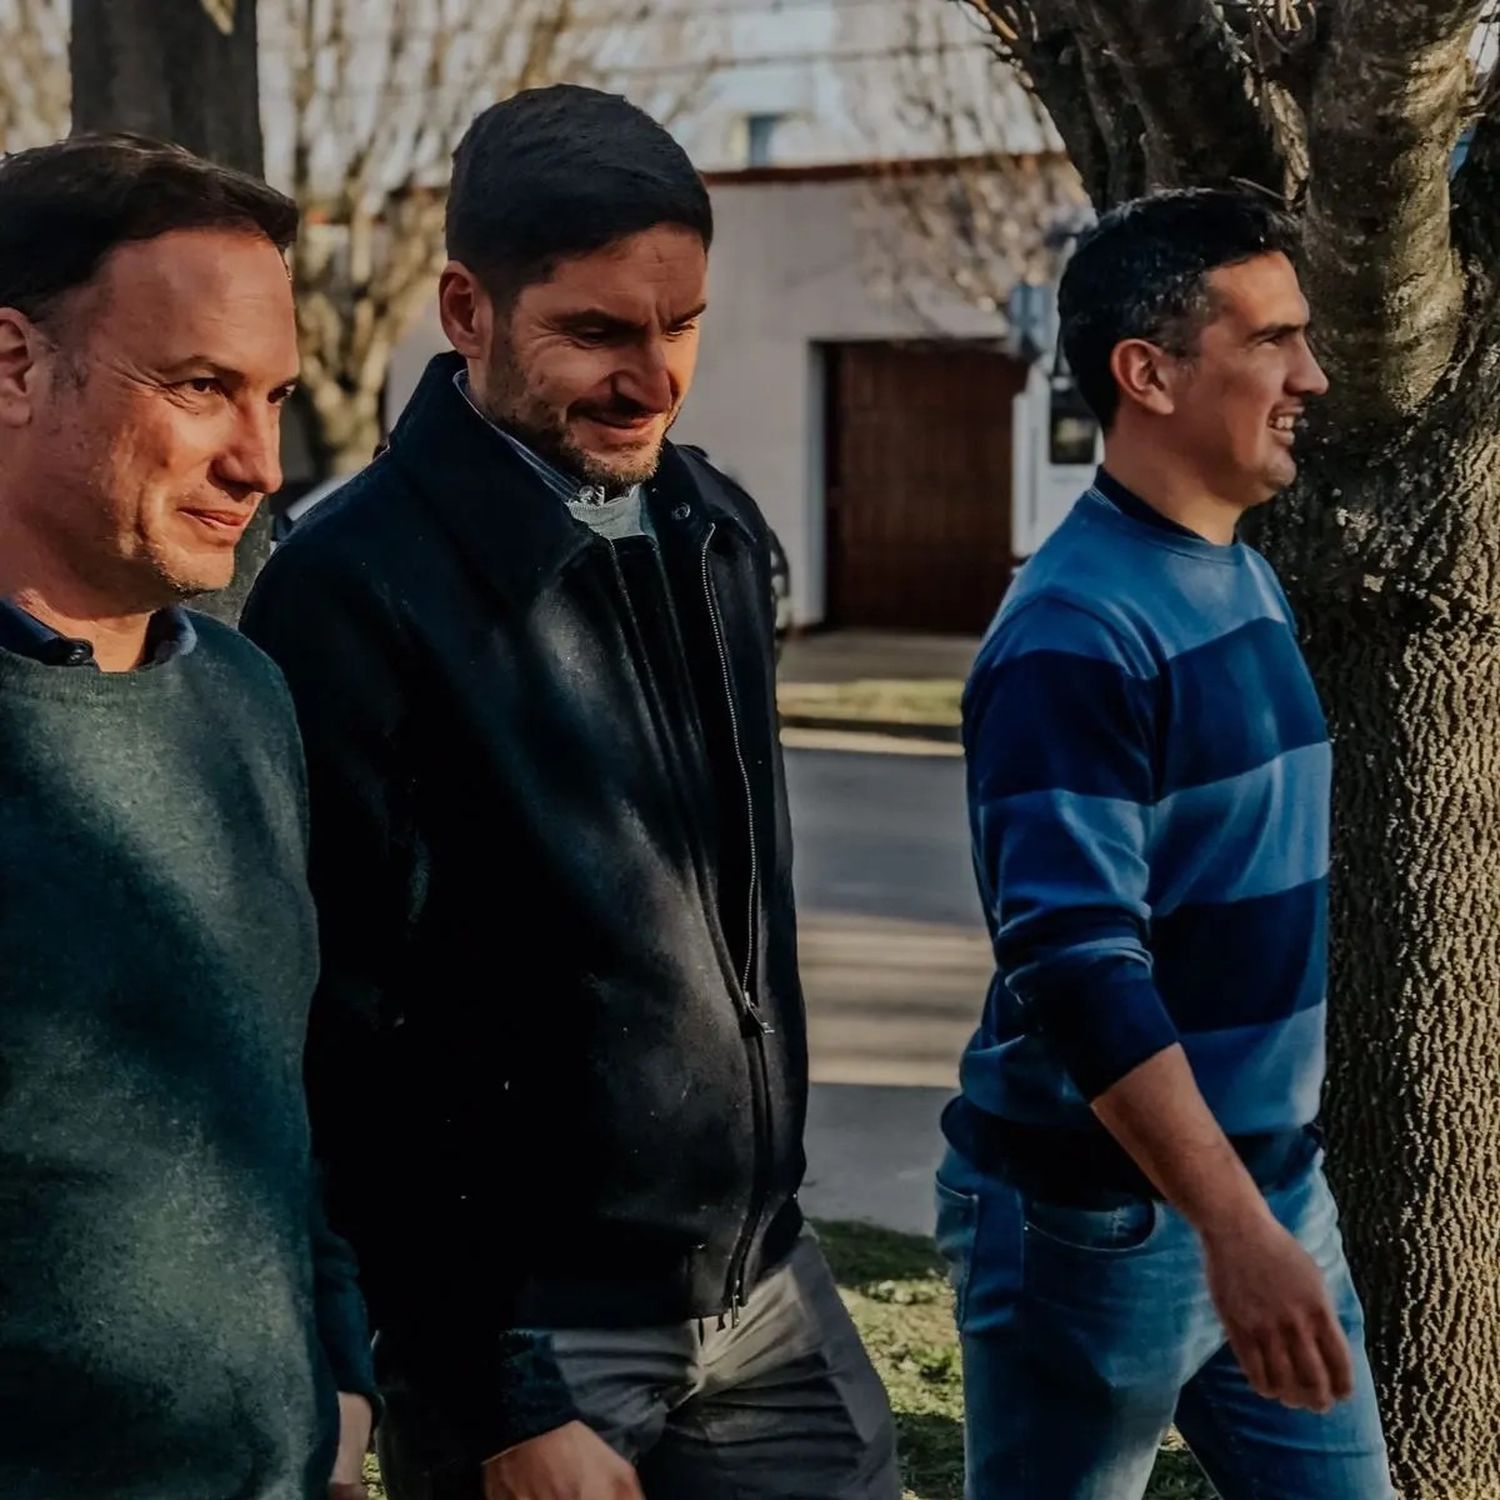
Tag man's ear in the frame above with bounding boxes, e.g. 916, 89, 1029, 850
0, 308, 47, 429
1109, 338, 1177, 419
437, 261, 492, 361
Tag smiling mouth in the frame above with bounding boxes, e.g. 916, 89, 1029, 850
577, 407, 664, 434
181, 507, 251, 537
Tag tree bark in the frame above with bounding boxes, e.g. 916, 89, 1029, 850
69, 0, 261, 173
1301, 8, 1480, 426
69, 0, 271, 625
302, 378, 384, 482
1252, 420, 1500, 1499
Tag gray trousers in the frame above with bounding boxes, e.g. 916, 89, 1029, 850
377, 1234, 901, 1500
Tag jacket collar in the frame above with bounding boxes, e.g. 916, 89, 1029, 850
386, 353, 752, 610
386, 353, 588, 612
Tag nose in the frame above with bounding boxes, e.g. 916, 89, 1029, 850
616, 337, 674, 415
1293, 335, 1329, 399
215, 401, 284, 499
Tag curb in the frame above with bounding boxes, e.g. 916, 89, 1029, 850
778, 713, 962, 744
780, 725, 964, 758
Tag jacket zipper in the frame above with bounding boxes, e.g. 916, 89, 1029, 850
702, 523, 774, 1325
700, 525, 763, 1014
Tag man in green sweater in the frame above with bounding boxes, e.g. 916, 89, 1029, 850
0, 135, 376, 1498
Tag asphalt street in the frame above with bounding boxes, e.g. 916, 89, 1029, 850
784, 746, 991, 1234
786, 745, 982, 928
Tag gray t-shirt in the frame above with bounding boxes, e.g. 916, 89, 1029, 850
567, 486, 656, 544
455, 368, 655, 544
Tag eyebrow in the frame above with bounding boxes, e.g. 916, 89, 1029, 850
1249, 319, 1311, 342
557, 303, 708, 330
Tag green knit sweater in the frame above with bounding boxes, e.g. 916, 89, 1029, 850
0, 616, 374, 1498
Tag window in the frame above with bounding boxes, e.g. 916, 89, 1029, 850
744, 113, 784, 168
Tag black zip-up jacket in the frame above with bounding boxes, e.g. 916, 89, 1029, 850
241, 354, 808, 1465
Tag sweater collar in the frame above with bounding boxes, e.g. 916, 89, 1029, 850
1092, 467, 1206, 542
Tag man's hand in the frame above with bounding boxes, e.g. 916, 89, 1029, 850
1091, 1046, 1355, 1413
327, 1391, 373, 1500
483, 1421, 644, 1500
1202, 1211, 1355, 1413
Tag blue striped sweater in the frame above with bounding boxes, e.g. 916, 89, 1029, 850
954, 480, 1329, 1143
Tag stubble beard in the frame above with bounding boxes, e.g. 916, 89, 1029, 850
480, 346, 671, 493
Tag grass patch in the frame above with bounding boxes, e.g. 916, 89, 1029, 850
777, 678, 963, 728
815, 1219, 1216, 1500
815, 1220, 964, 1499
363, 1220, 1216, 1499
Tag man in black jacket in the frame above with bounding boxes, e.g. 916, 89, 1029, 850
242, 86, 899, 1500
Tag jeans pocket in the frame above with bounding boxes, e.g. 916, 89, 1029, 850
934, 1176, 980, 1327
1023, 1194, 1159, 1255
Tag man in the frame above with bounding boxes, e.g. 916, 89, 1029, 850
938, 190, 1393, 1497
0, 135, 376, 1498
242, 86, 898, 1500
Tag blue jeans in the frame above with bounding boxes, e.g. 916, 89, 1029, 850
935, 1146, 1392, 1499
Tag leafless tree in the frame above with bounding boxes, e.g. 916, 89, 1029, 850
260, 0, 713, 479
857, 0, 1086, 325
944, 2, 1500, 1494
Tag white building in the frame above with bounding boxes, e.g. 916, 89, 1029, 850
387, 0, 1093, 632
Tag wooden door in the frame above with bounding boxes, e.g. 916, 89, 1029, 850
824, 341, 1026, 634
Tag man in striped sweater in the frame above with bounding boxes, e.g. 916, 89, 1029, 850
939, 191, 1393, 1498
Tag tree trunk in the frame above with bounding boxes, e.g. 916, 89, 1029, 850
303, 378, 385, 482
69, 0, 261, 173
69, 0, 271, 625
1254, 422, 1500, 1499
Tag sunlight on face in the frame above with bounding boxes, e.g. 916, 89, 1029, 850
1167, 253, 1329, 508
20, 227, 299, 608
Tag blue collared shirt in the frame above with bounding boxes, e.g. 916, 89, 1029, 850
0, 598, 197, 669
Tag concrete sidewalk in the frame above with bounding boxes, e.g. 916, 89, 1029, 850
779, 724, 986, 1237
794, 910, 985, 1234
798, 911, 983, 1089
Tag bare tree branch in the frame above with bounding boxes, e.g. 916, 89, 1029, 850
952, 0, 1137, 205
856, 3, 1087, 331
1054, 2, 1149, 203
957, 0, 1281, 205
1301, 1, 1488, 426
1020, 28, 1117, 204
1063, 0, 1283, 195
1224, 0, 1323, 112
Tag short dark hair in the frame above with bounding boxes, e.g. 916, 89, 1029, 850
0, 132, 298, 323
446, 84, 713, 297
1058, 189, 1300, 427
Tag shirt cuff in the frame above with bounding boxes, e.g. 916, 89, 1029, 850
405, 1329, 581, 1468
1028, 961, 1180, 1099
